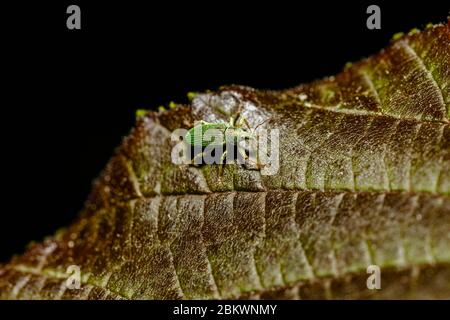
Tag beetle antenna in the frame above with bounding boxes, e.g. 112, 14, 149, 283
254, 118, 270, 131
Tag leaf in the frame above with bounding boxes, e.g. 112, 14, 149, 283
1, 21, 449, 300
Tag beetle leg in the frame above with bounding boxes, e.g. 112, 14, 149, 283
239, 142, 267, 170
219, 150, 228, 164
218, 150, 228, 176
191, 151, 205, 166
237, 116, 251, 130
237, 144, 249, 163
235, 115, 242, 127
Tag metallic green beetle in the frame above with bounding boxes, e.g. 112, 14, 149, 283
184, 115, 255, 165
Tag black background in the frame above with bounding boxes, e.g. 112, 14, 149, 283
1, 1, 449, 263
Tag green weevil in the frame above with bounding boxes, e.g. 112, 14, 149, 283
184, 114, 258, 166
